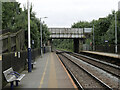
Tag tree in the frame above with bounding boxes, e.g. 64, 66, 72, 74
72, 21, 92, 28
2, 2, 22, 31
2, 2, 50, 50
71, 10, 120, 46
52, 39, 74, 52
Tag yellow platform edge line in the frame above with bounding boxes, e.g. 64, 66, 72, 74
0, 55, 2, 61
48, 53, 58, 88
55, 54, 78, 89
39, 57, 49, 88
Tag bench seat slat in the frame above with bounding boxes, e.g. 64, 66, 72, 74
7, 76, 16, 82
32, 62, 36, 65
16, 74, 25, 81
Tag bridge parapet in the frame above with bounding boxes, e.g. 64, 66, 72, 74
48, 28, 92, 39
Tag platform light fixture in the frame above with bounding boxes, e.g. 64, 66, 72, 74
93, 23, 95, 51
115, 12, 117, 53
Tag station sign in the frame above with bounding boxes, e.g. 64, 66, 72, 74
105, 40, 108, 43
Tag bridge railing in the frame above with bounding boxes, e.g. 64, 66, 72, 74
48, 28, 92, 39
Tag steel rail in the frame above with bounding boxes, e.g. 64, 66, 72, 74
58, 54, 84, 90
59, 53, 113, 90
74, 52, 120, 69
69, 52, 120, 78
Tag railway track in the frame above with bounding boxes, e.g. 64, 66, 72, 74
57, 53, 113, 89
69, 52, 120, 78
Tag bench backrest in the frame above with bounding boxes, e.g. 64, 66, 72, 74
3, 67, 15, 82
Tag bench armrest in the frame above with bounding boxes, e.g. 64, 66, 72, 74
12, 71, 20, 76
7, 71, 20, 78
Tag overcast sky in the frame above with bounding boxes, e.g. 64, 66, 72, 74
16, 0, 119, 28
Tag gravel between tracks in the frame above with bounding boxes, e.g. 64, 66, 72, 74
70, 53, 120, 78
63, 53, 120, 89
58, 54, 111, 89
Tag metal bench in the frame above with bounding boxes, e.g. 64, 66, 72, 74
26, 59, 36, 68
3, 67, 25, 88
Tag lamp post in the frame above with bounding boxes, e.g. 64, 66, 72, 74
93, 24, 95, 51
115, 12, 118, 53
40, 17, 48, 57
27, 0, 32, 72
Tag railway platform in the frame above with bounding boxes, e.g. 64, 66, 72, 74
82, 51, 120, 59
4, 52, 76, 89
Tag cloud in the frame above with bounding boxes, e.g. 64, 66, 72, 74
17, 0, 119, 27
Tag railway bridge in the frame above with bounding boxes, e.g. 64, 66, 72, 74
48, 28, 92, 53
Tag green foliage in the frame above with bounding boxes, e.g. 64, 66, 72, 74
52, 39, 74, 51
72, 21, 92, 28
93, 17, 112, 45
48, 10, 120, 51
42, 24, 50, 45
72, 10, 120, 46
2, 2, 22, 31
2, 2, 50, 49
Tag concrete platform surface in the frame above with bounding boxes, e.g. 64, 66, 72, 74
83, 51, 120, 59
0, 60, 2, 90
4, 52, 76, 89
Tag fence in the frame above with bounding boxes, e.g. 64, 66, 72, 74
2, 49, 39, 87
82, 44, 120, 54
0, 29, 21, 35
1, 29, 25, 53
2, 46, 51, 87
95, 44, 120, 54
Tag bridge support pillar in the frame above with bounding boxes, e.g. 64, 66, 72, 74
74, 39, 79, 53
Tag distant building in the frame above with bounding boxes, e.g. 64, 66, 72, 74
118, 1, 120, 11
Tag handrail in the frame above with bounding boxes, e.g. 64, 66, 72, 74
0, 29, 23, 37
